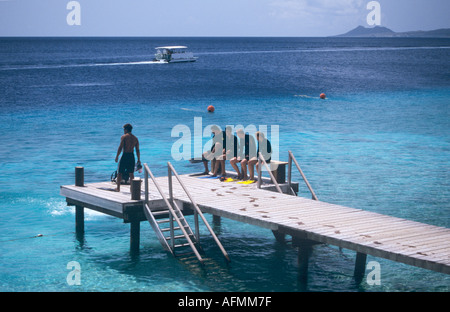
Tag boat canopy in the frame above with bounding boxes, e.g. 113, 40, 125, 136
155, 46, 188, 50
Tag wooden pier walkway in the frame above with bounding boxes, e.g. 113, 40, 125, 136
61, 164, 450, 281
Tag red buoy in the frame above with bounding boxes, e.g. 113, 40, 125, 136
207, 105, 215, 112
320, 93, 326, 99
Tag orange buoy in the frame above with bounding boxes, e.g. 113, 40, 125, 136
320, 93, 326, 99
207, 105, 215, 112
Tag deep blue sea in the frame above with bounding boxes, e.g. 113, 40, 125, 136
0, 37, 449, 292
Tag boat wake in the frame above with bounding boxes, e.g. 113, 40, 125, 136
196, 45, 450, 56
0, 60, 164, 71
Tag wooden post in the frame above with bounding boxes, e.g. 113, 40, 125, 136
270, 162, 287, 184
293, 237, 314, 283
257, 157, 262, 189
272, 230, 286, 244
288, 155, 292, 191
130, 220, 140, 254
131, 178, 141, 200
213, 215, 221, 226
298, 243, 312, 283
354, 252, 367, 284
75, 205, 84, 237
75, 166, 84, 187
74, 167, 84, 236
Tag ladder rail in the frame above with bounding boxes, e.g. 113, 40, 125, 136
288, 151, 318, 201
257, 152, 283, 194
143, 163, 204, 264
167, 162, 231, 263
143, 202, 172, 254
169, 166, 200, 243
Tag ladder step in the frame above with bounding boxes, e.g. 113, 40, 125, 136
157, 219, 170, 224
160, 224, 190, 232
161, 226, 180, 232
152, 210, 170, 216
165, 234, 187, 240
155, 215, 184, 224
174, 243, 191, 248
178, 254, 197, 261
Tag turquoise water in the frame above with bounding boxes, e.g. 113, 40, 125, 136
0, 38, 449, 292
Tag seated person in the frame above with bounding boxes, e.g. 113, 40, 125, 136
202, 125, 225, 176
252, 131, 272, 180
230, 129, 257, 180
224, 125, 238, 171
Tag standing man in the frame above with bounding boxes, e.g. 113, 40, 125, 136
115, 123, 140, 192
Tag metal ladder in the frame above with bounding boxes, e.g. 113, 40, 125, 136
143, 163, 230, 265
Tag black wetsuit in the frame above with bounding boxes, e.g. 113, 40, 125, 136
225, 133, 238, 159
257, 138, 272, 163
238, 134, 257, 160
210, 131, 226, 152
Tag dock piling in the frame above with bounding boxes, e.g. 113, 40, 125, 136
130, 220, 140, 254
272, 230, 286, 244
213, 215, 221, 226
293, 237, 315, 282
75, 166, 84, 187
74, 167, 85, 236
296, 240, 314, 283
75, 205, 84, 237
354, 252, 367, 284
131, 178, 141, 200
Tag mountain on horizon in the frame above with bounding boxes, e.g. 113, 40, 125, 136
335, 26, 450, 38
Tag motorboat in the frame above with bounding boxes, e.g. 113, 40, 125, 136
154, 46, 197, 63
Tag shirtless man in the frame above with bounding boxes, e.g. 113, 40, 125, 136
115, 123, 140, 192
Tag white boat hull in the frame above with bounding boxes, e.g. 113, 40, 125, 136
154, 46, 197, 63
167, 57, 197, 63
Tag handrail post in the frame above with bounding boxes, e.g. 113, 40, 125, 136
194, 207, 200, 243
288, 151, 318, 201
288, 152, 292, 194
259, 152, 283, 194
168, 164, 175, 249
168, 164, 173, 204
144, 166, 149, 204
257, 157, 262, 189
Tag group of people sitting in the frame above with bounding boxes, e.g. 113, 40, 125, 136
200, 126, 272, 181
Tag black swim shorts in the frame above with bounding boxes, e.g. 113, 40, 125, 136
118, 152, 135, 174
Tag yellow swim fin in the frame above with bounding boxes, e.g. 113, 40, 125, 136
237, 180, 255, 185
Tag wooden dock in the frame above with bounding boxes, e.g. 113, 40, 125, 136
61, 165, 450, 282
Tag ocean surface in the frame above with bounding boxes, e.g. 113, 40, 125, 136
0, 37, 449, 292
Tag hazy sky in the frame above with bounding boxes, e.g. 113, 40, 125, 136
1, 0, 449, 37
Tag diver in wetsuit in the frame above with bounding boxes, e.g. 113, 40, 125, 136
230, 129, 257, 180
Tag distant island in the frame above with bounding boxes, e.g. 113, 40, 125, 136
335, 26, 450, 38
